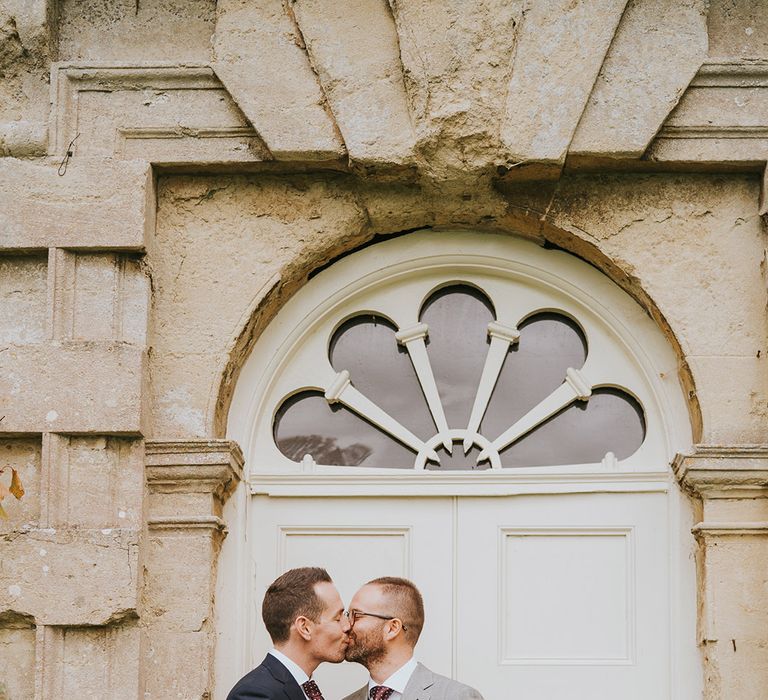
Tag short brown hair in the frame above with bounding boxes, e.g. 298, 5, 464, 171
262, 567, 332, 644
367, 576, 425, 644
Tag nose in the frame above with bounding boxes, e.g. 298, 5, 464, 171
341, 614, 352, 633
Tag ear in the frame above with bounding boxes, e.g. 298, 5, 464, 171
383, 618, 404, 641
294, 615, 313, 642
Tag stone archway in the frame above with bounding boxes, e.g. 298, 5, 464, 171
216, 228, 700, 699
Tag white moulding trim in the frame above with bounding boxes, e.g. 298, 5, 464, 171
248, 470, 671, 497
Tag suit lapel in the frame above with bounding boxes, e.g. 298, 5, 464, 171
263, 654, 307, 700
402, 663, 434, 700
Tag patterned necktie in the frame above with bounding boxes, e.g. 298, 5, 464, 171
302, 679, 325, 700
370, 686, 395, 700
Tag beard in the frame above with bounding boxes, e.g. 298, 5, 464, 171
344, 627, 386, 666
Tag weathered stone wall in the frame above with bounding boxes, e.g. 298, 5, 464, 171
151, 172, 767, 447
0, 0, 767, 698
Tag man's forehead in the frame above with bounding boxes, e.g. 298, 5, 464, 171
351, 583, 384, 607
314, 580, 343, 607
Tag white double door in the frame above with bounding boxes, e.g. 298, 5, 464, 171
251, 492, 670, 700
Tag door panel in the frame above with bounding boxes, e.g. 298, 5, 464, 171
250, 496, 455, 698
250, 492, 670, 700
456, 493, 670, 700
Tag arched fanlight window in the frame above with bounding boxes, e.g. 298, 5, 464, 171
273, 283, 645, 470
233, 231, 682, 474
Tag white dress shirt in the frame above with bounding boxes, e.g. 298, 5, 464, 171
268, 648, 313, 700
366, 656, 418, 700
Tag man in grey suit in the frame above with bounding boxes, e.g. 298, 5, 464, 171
342, 577, 484, 700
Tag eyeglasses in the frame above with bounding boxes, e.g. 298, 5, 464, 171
345, 609, 408, 631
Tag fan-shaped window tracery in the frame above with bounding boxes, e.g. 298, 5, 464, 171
273, 284, 646, 470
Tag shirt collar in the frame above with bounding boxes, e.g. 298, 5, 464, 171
367, 657, 418, 694
269, 648, 310, 686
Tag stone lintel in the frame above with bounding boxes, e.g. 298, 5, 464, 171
673, 445, 768, 498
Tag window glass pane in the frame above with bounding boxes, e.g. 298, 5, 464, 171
481, 313, 587, 441
499, 388, 646, 467
329, 315, 435, 440
274, 391, 416, 468
419, 285, 495, 427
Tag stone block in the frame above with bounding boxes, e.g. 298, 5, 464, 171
49, 251, 150, 344
144, 530, 218, 631
545, 174, 766, 358
0, 158, 153, 251
648, 133, 768, 165
148, 490, 218, 521
666, 63, 768, 126
48, 436, 144, 529
0, 613, 36, 700
150, 351, 219, 438
0, 342, 146, 434
291, 0, 415, 166
714, 638, 768, 700
708, 0, 768, 60
500, 0, 628, 165
648, 62, 768, 164
71, 254, 120, 341
0, 528, 139, 625
704, 498, 768, 523
0, 0, 53, 129
213, 0, 345, 161
41, 622, 140, 700
1, 0, 49, 46
0, 119, 47, 157
50, 65, 268, 164
57, 0, 216, 63
153, 174, 367, 352
0, 254, 47, 345
570, 0, 707, 158
356, 182, 430, 234
387, 0, 523, 175
0, 438, 42, 533
688, 356, 768, 445
704, 535, 768, 640
142, 630, 211, 700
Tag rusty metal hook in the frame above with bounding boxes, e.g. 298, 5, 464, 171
57, 133, 81, 176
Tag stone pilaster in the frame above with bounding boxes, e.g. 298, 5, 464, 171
673, 446, 768, 700
143, 440, 243, 700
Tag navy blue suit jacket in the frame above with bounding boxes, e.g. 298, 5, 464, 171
226, 653, 307, 700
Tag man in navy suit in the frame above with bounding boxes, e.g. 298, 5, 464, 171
227, 567, 351, 700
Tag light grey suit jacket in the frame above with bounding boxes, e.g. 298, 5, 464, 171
342, 662, 484, 700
